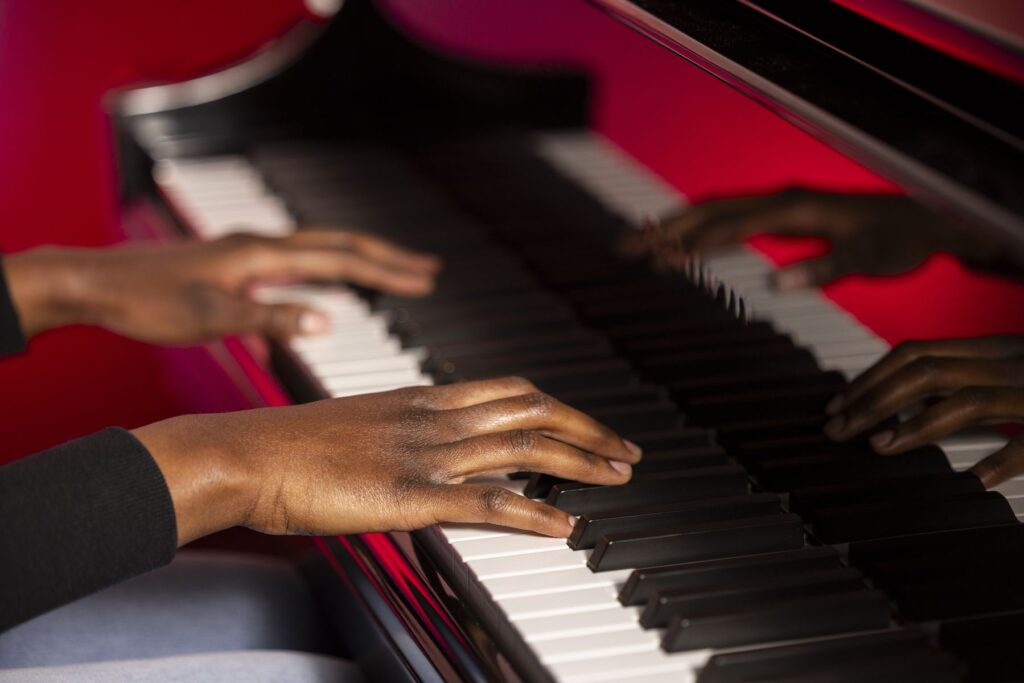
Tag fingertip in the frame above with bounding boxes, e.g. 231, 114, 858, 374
823, 415, 846, 440
869, 430, 895, 452
773, 267, 810, 291
298, 310, 330, 335
624, 439, 643, 459
825, 394, 844, 416
608, 459, 632, 477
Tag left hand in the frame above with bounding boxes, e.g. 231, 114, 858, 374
6, 230, 441, 344
822, 335, 1024, 487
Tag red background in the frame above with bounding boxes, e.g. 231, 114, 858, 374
1, 0, 1021, 461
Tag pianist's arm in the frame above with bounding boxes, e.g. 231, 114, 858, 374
0, 241, 640, 632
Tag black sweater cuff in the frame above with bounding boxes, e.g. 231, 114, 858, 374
0, 428, 178, 631
0, 257, 27, 357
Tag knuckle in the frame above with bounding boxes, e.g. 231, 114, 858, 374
505, 429, 538, 454
478, 487, 513, 516
894, 340, 925, 363
522, 391, 556, 415
953, 386, 989, 411
907, 356, 944, 385
496, 376, 538, 394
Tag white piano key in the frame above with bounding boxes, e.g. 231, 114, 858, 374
440, 523, 517, 544
455, 534, 568, 561
467, 546, 590, 580
498, 586, 621, 620
294, 339, 402, 364
516, 603, 639, 641
481, 567, 632, 600
310, 353, 421, 377
549, 648, 708, 683
322, 368, 425, 392
534, 628, 660, 664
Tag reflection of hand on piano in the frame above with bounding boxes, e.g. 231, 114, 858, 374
133, 376, 641, 545
622, 189, 996, 289
4, 229, 441, 344
823, 335, 1024, 486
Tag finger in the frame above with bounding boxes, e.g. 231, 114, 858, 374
869, 387, 1024, 454
419, 376, 542, 410
825, 357, 1021, 441
286, 230, 442, 274
971, 437, 1024, 488
269, 249, 436, 296
232, 301, 330, 339
827, 336, 1024, 416
433, 483, 575, 538
435, 431, 632, 484
773, 253, 852, 291
676, 191, 828, 253
444, 392, 640, 463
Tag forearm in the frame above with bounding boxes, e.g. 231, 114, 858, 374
133, 414, 255, 546
3, 247, 97, 338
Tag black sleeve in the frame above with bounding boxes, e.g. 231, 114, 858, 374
0, 257, 27, 357
0, 428, 178, 631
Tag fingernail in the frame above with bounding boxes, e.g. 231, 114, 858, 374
624, 440, 643, 458
823, 415, 846, 438
825, 394, 844, 416
774, 268, 809, 291
299, 311, 329, 335
567, 515, 577, 528
609, 459, 632, 476
870, 430, 895, 450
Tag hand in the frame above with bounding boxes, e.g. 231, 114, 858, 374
4, 230, 440, 343
621, 189, 994, 290
133, 377, 643, 544
822, 336, 1024, 487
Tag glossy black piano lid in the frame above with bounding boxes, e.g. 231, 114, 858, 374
587, 0, 1024, 258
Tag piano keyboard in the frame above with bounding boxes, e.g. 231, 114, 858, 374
154, 131, 1023, 682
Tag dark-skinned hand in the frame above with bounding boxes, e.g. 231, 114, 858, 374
4, 230, 440, 344
621, 189, 996, 289
133, 377, 642, 544
822, 335, 1024, 487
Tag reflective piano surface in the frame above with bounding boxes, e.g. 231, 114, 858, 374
113, 1, 1024, 681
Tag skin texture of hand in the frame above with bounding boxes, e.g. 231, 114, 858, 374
4, 230, 440, 343
621, 189, 998, 290
822, 336, 1024, 487
133, 377, 642, 545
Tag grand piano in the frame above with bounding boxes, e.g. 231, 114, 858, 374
111, 1, 1024, 681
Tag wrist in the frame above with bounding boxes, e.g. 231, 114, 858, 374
4, 247, 96, 336
133, 413, 256, 546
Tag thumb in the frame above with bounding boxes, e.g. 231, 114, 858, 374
773, 254, 849, 291
234, 300, 331, 339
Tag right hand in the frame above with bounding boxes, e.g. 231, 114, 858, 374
621, 189, 989, 290
134, 377, 642, 545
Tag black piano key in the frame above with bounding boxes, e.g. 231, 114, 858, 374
619, 325, 783, 356
627, 427, 717, 451
399, 306, 577, 344
848, 523, 1024, 570
568, 493, 782, 550
585, 402, 685, 434
684, 386, 837, 426
554, 384, 670, 411
548, 464, 749, 516
753, 446, 953, 491
588, 514, 804, 572
641, 567, 865, 628
788, 471, 985, 517
670, 367, 843, 397
696, 627, 932, 683
756, 652, 963, 683
941, 612, 1024, 683
524, 445, 728, 499
619, 546, 840, 606
892, 570, 1024, 621
638, 347, 820, 382
423, 329, 602, 361
509, 359, 639, 394
716, 416, 831, 448
809, 491, 1017, 544
429, 341, 615, 378
660, 590, 890, 652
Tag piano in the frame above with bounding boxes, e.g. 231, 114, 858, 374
111, 1, 1024, 681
